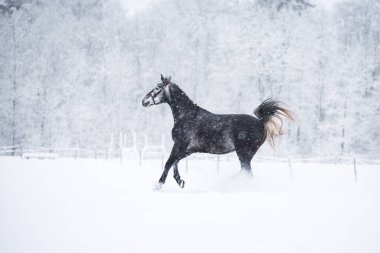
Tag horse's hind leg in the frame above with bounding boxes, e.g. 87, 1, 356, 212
173, 160, 185, 188
235, 147, 257, 176
239, 160, 253, 176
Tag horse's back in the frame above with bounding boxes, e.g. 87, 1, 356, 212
201, 113, 262, 132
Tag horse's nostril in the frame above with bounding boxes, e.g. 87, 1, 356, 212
142, 100, 150, 107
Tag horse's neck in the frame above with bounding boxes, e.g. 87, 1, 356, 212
168, 85, 198, 123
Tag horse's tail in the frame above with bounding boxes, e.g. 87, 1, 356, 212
254, 98, 294, 148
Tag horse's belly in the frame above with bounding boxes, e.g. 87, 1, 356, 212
190, 131, 235, 154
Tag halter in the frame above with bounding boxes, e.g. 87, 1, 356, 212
149, 86, 164, 105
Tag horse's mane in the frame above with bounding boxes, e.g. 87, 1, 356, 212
168, 83, 196, 106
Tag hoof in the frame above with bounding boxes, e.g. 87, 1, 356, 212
178, 179, 185, 189
155, 182, 164, 191
240, 169, 253, 177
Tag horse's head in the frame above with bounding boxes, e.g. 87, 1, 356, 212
142, 74, 172, 107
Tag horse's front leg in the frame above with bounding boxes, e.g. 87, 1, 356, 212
157, 143, 187, 189
173, 161, 185, 188
158, 153, 176, 186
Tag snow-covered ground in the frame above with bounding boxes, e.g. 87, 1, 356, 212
1, 157, 379, 253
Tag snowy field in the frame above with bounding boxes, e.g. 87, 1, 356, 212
1, 157, 380, 253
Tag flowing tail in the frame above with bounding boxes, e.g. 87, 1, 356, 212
254, 98, 294, 147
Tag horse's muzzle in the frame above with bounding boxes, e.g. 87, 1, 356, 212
142, 97, 152, 107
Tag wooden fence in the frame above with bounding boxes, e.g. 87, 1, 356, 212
1, 131, 379, 184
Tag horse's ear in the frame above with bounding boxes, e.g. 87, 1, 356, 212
161, 74, 164, 82
168, 76, 171, 82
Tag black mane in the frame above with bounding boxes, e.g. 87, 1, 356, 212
167, 84, 202, 123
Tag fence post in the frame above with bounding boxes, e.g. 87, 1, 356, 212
288, 155, 293, 178
123, 133, 127, 147
161, 134, 166, 153
161, 152, 164, 170
75, 141, 80, 160
20, 140, 24, 158
185, 158, 188, 174
120, 148, 123, 164
132, 132, 137, 149
353, 155, 357, 183
109, 133, 114, 150
216, 155, 220, 174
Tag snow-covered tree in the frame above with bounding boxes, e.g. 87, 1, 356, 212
0, 0, 379, 158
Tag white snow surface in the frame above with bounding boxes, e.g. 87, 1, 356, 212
1, 157, 379, 253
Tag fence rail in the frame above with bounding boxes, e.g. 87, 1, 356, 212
1, 142, 379, 185
3, 130, 378, 165
0, 144, 379, 165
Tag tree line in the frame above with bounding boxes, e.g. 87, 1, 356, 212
0, 0, 379, 158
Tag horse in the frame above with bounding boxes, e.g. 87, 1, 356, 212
142, 75, 293, 189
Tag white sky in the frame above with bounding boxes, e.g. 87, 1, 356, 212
120, 0, 161, 14
120, 0, 347, 14
316, 0, 346, 10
